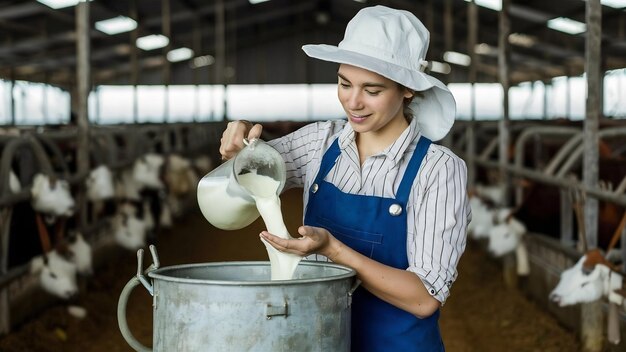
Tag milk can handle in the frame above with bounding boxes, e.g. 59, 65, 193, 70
117, 276, 152, 352
117, 247, 159, 352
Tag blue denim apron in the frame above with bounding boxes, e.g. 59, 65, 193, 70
304, 136, 444, 351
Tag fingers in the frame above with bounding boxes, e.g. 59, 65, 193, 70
260, 231, 308, 256
219, 121, 260, 160
297, 225, 321, 238
249, 124, 263, 140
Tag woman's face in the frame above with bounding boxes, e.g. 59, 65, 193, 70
337, 64, 412, 137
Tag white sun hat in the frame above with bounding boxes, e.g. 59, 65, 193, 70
302, 5, 456, 141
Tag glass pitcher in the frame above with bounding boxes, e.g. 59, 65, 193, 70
197, 139, 286, 230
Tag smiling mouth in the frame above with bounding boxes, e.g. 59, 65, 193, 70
349, 113, 370, 122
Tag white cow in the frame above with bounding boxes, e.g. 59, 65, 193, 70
31, 173, 75, 217
115, 169, 142, 201
193, 155, 214, 176
68, 232, 93, 276
30, 250, 78, 300
474, 183, 506, 206
132, 153, 165, 190
487, 211, 529, 275
487, 211, 526, 257
467, 196, 494, 240
165, 154, 199, 197
113, 212, 147, 251
86, 165, 115, 201
549, 252, 623, 307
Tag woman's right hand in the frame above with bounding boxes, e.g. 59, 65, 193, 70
219, 121, 263, 160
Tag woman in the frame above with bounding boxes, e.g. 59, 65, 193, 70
220, 5, 469, 351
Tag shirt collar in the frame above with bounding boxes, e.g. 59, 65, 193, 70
337, 117, 422, 165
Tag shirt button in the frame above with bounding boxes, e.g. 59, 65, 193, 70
389, 204, 403, 216
311, 183, 319, 193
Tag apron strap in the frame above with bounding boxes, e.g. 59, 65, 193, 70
395, 136, 431, 204
314, 138, 341, 183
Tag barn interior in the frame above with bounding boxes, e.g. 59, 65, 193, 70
0, 0, 625, 351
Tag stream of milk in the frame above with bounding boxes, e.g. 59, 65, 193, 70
237, 172, 302, 280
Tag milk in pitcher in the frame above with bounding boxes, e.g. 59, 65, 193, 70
197, 177, 260, 230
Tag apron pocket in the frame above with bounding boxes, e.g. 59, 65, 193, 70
315, 216, 383, 258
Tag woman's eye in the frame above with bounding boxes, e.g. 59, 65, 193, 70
365, 90, 381, 96
339, 83, 350, 88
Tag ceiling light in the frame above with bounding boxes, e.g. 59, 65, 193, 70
429, 61, 452, 74
443, 51, 471, 66
600, 0, 625, 8
95, 16, 137, 35
249, 0, 270, 4
36, 0, 91, 9
547, 17, 586, 35
464, 0, 502, 11
508, 33, 536, 47
136, 34, 170, 51
583, 0, 626, 9
37, 0, 77, 8
191, 55, 216, 68
167, 47, 194, 62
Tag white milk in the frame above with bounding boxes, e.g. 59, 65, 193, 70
238, 173, 302, 280
197, 177, 260, 230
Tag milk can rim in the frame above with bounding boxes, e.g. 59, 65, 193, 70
147, 260, 356, 285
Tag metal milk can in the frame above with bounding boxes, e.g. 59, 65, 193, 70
118, 246, 358, 351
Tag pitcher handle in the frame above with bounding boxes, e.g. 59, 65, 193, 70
117, 276, 152, 352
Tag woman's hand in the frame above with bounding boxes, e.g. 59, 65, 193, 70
219, 121, 263, 160
259, 225, 342, 259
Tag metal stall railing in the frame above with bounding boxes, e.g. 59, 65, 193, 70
0, 122, 225, 334
450, 119, 626, 352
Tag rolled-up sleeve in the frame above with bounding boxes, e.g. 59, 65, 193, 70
406, 149, 469, 304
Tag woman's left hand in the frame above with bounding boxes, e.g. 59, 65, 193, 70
260, 225, 340, 259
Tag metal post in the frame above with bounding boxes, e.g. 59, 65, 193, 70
466, 0, 478, 188
499, 0, 516, 289
566, 74, 572, 119
215, 0, 227, 120
9, 70, 14, 125
193, 15, 201, 122
426, 0, 434, 34
76, 0, 90, 232
130, 0, 139, 123
543, 81, 549, 120
95, 86, 101, 124
498, 0, 511, 206
581, 1, 602, 351
440, 0, 454, 148
42, 78, 48, 125
162, 0, 171, 123
584, 0, 601, 255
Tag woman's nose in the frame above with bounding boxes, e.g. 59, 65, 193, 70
346, 91, 363, 110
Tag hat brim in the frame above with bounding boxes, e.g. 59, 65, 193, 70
303, 44, 456, 141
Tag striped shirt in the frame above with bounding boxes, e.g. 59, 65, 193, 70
267, 117, 470, 304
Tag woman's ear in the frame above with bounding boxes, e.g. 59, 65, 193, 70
404, 89, 415, 100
